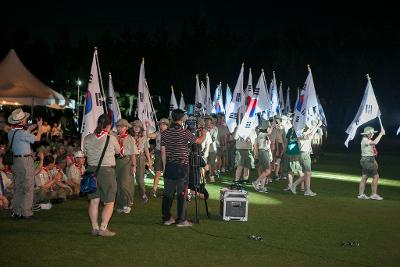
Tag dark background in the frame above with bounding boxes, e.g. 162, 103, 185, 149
1, 2, 399, 147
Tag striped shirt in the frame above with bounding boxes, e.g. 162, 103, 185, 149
161, 126, 197, 165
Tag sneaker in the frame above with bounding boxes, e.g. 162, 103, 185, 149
268, 178, 273, 183
304, 191, 317, 197
176, 220, 193, 227
289, 185, 297, 195
252, 181, 259, 191
370, 194, 383, 201
357, 194, 369, 200
142, 195, 149, 204
281, 176, 287, 180
98, 228, 116, 237
116, 208, 125, 213
123, 206, 131, 214
163, 218, 176, 226
258, 187, 268, 193
32, 204, 41, 212
283, 186, 291, 191
91, 229, 99, 236
40, 203, 52, 210
150, 189, 157, 198
275, 176, 281, 181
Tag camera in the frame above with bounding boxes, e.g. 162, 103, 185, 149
185, 118, 198, 132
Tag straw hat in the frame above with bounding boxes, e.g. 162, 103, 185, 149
158, 118, 170, 127
116, 119, 131, 128
360, 126, 378, 135
8, 108, 30, 124
74, 150, 85, 158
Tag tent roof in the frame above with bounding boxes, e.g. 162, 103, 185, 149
0, 49, 66, 106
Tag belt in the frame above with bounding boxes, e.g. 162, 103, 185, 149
13, 154, 31, 158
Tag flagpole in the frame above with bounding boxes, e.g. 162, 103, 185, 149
94, 47, 108, 114
146, 79, 159, 130
366, 73, 383, 130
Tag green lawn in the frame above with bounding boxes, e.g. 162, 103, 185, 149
1, 152, 399, 267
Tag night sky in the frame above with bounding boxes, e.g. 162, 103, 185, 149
1, 2, 399, 137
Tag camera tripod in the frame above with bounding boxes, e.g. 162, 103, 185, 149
189, 142, 210, 224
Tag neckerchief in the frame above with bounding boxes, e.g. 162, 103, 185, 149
95, 130, 108, 139
11, 125, 24, 130
134, 136, 141, 154
74, 163, 84, 175
372, 144, 378, 157
118, 133, 129, 156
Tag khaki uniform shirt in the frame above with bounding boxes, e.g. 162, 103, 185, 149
83, 134, 120, 166
361, 137, 374, 157
67, 164, 86, 182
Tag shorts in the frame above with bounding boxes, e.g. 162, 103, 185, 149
360, 156, 378, 176
235, 149, 254, 169
287, 154, 302, 175
153, 150, 163, 172
257, 149, 271, 170
87, 166, 117, 203
299, 152, 312, 172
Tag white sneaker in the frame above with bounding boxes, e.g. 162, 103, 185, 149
252, 181, 259, 191
357, 194, 369, 200
123, 206, 131, 213
258, 187, 268, 193
304, 191, 317, 197
370, 194, 383, 201
40, 203, 52, 210
290, 185, 297, 195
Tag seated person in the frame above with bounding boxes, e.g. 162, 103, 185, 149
66, 150, 86, 198
0, 156, 13, 209
51, 155, 73, 199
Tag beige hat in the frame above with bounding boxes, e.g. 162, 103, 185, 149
116, 119, 131, 128
74, 150, 85, 158
8, 108, 30, 124
131, 120, 143, 129
361, 126, 378, 135
158, 118, 170, 126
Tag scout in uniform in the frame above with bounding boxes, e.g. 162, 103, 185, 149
252, 120, 272, 192
234, 127, 256, 183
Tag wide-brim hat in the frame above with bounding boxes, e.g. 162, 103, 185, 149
8, 108, 30, 124
203, 115, 215, 122
274, 115, 282, 123
158, 118, 170, 126
74, 150, 85, 158
116, 119, 132, 128
361, 126, 378, 135
131, 120, 143, 129
258, 120, 271, 130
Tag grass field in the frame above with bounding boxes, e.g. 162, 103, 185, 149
0, 152, 399, 267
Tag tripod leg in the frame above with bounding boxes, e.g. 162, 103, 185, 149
204, 198, 210, 218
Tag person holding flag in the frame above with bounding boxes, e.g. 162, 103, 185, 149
357, 126, 385, 200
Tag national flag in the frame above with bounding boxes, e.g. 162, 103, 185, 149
212, 82, 225, 114
195, 74, 204, 113
205, 74, 213, 115
279, 81, 285, 112
344, 74, 381, 147
137, 59, 156, 130
293, 87, 299, 113
226, 63, 244, 133
169, 86, 178, 114
81, 48, 105, 141
285, 87, 291, 114
107, 73, 121, 131
270, 71, 280, 116
179, 91, 186, 111
225, 83, 232, 114
244, 68, 253, 106
317, 96, 327, 126
397, 126, 400, 135
255, 69, 271, 114
293, 65, 320, 134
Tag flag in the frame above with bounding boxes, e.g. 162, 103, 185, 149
107, 73, 121, 131
169, 86, 178, 114
205, 74, 213, 115
137, 59, 156, 130
195, 74, 204, 113
81, 49, 105, 139
397, 126, 400, 135
245, 68, 253, 105
226, 64, 244, 133
270, 71, 280, 116
212, 82, 225, 114
179, 92, 186, 111
293, 87, 299, 113
285, 87, 291, 114
279, 81, 285, 112
317, 96, 327, 126
225, 83, 232, 114
293, 66, 320, 134
255, 70, 271, 113
344, 75, 381, 147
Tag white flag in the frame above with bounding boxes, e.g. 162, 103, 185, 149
270, 71, 280, 117
225, 84, 232, 114
169, 86, 178, 114
179, 92, 186, 111
226, 64, 244, 133
279, 81, 285, 112
344, 75, 381, 147
285, 87, 291, 114
137, 59, 156, 130
255, 70, 271, 113
205, 74, 213, 115
397, 126, 400, 135
293, 87, 299, 113
195, 74, 204, 112
317, 96, 327, 126
212, 82, 225, 114
293, 66, 320, 134
81, 49, 105, 138
108, 73, 121, 131
245, 68, 253, 104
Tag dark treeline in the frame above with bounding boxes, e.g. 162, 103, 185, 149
0, 9, 399, 136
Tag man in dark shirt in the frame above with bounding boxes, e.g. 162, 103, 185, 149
160, 109, 206, 227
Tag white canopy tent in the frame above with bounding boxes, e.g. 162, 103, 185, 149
0, 49, 67, 107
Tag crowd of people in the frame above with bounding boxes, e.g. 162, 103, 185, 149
0, 107, 385, 237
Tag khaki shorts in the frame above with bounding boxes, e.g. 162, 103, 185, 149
235, 149, 254, 169
300, 152, 312, 172
258, 149, 271, 171
87, 166, 117, 203
287, 154, 302, 175
360, 156, 378, 176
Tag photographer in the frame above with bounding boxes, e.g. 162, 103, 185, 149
7, 108, 43, 219
160, 109, 207, 227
